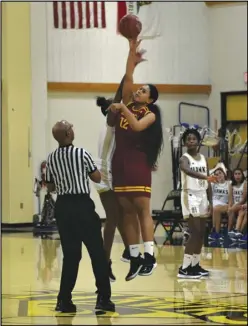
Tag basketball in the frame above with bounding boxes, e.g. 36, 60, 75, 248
119, 14, 142, 40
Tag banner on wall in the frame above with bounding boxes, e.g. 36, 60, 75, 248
117, 1, 161, 39
53, 1, 106, 29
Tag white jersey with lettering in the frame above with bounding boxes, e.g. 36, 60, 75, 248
94, 123, 116, 193
232, 182, 246, 204
181, 153, 208, 191
181, 153, 209, 218
212, 181, 230, 207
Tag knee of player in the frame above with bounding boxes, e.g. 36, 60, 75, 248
133, 199, 150, 217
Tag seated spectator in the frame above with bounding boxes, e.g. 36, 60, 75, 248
228, 168, 247, 237
229, 203, 247, 241
208, 168, 230, 241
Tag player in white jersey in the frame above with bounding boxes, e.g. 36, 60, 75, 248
178, 128, 217, 279
95, 104, 116, 194
227, 168, 247, 238
208, 167, 230, 241
95, 96, 130, 282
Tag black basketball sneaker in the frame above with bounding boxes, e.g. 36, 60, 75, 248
138, 253, 157, 276
121, 248, 130, 263
192, 263, 209, 276
177, 265, 202, 279
125, 254, 144, 281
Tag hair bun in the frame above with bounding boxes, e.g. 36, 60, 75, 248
96, 97, 108, 107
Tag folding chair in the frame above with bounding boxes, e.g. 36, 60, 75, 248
152, 190, 184, 245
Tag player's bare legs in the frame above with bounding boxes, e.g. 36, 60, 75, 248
132, 196, 157, 277
179, 216, 208, 278
99, 190, 130, 282
132, 197, 154, 242
100, 190, 128, 260
117, 196, 156, 281
213, 205, 228, 234
117, 196, 143, 281
117, 197, 140, 245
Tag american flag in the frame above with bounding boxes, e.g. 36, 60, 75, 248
53, 2, 106, 29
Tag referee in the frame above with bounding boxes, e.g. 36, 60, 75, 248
45, 120, 115, 313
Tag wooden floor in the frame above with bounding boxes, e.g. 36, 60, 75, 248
2, 231, 247, 325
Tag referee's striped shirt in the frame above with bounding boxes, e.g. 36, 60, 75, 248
45, 145, 97, 195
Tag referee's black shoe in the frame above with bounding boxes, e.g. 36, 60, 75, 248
55, 300, 76, 313
95, 295, 115, 312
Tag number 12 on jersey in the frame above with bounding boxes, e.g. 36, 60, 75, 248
120, 117, 129, 130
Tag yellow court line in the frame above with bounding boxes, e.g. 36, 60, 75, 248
114, 186, 151, 190
114, 189, 151, 193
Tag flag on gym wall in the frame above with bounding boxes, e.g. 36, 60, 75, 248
117, 2, 161, 39
53, 2, 106, 29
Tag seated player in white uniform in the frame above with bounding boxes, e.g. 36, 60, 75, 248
228, 168, 247, 238
208, 167, 230, 241
178, 128, 217, 279
232, 203, 247, 242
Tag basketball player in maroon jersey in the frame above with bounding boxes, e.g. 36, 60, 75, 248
108, 39, 163, 281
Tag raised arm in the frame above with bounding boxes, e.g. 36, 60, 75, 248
107, 42, 146, 126
107, 75, 125, 127
122, 40, 146, 105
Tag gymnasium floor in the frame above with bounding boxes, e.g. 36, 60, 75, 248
2, 230, 247, 325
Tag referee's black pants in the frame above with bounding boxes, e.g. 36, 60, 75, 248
55, 194, 111, 302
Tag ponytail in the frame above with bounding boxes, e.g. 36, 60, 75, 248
142, 104, 163, 168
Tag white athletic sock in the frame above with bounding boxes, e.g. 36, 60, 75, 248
192, 254, 201, 267
129, 244, 140, 257
144, 241, 154, 256
182, 254, 193, 269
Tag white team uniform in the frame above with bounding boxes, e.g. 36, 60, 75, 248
212, 181, 230, 207
94, 123, 116, 193
232, 182, 246, 204
181, 153, 209, 218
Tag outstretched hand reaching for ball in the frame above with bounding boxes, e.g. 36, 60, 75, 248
129, 39, 147, 66
129, 39, 141, 52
